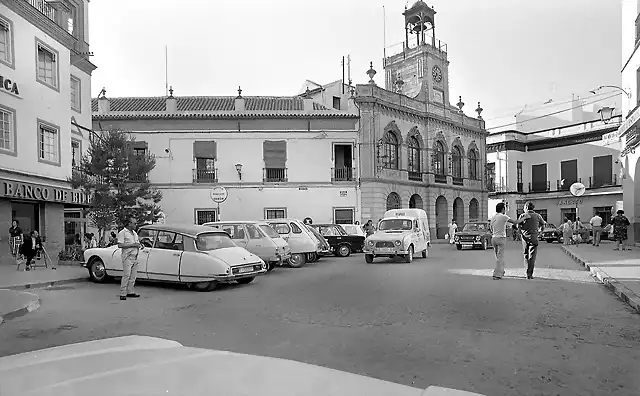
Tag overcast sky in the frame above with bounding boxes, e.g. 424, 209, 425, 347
88, 0, 622, 128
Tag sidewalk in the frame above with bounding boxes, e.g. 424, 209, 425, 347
0, 289, 40, 324
0, 264, 88, 290
562, 243, 640, 314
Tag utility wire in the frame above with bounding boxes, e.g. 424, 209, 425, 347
486, 92, 620, 132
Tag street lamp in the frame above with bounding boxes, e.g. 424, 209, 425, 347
597, 106, 615, 124
589, 85, 631, 98
235, 163, 243, 180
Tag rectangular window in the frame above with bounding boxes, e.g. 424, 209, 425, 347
265, 208, 287, 219
594, 206, 613, 226
536, 209, 548, 222
332, 96, 340, 110
70, 75, 81, 111
592, 155, 612, 188
386, 70, 392, 90
516, 161, 523, 192
263, 140, 287, 182
193, 141, 217, 183
417, 58, 424, 78
561, 208, 576, 223
195, 210, 217, 225
334, 208, 354, 225
531, 163, 548, 192
486, 162, 496, 191
0, 16, 13, 67
71, 140, 81, 168
560, 159, 577, 190
38, 121, 60, 165
36, 41, 58, 89
0, 106, 15, 154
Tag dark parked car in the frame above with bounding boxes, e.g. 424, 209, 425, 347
454, 222, 493, 250
311, 224, 365, 257
540, 224, 563, 243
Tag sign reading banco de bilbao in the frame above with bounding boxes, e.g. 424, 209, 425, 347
1, 179, 92, 206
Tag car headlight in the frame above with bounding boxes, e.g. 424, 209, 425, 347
394, 240, 402, 246
367, 240, 375, 246
454, 236, 459, 241
475, 236, 481, 241
262, 262, 267, 269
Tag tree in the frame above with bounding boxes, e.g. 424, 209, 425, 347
69, 129, 163, 243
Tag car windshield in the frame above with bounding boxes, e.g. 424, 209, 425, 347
195, 233, 237, 251
259, 225, 281, 239
463, 223, 487, 232
378, 219, 412, 231
316, 225, 346, 236
544, 224, 556, 229
269, 223, 290, 235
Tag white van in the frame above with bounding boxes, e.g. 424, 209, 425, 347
363, 208, 431, 263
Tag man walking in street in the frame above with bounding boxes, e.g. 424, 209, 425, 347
490, 202, 520, 280
448, 219, 457, 246
117, 217, 144, 300
517, 202, 546, 279
589, 213, 603, 246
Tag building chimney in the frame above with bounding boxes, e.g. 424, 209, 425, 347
303, 87, 314, 112
234, 86, 245, 112
97, 87, 109, 114
166, 86, 177, 112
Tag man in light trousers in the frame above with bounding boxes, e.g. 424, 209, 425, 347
490, 202, 521, 280
118, 217, 143, 300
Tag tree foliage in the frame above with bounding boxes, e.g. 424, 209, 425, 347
69, 129, 162, 241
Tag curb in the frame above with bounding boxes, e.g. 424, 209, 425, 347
2, 277, 89, 292
0, 291, 41, 325
562, 246, 640, 314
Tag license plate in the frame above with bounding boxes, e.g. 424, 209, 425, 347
379, 247, 393, 253
239, 266, 254, 273
462, 244, 472, 247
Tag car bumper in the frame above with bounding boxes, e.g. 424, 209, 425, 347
363, 247, 409, 255
317, 247, 332, 256
214, 266, 267, 281
456, 240, 483, 246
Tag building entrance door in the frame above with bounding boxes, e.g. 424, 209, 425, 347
11, 201, 40, 234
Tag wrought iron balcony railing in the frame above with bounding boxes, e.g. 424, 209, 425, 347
193, 168, 218, 183
263, 167, 287, 182
332, 167, 354, 182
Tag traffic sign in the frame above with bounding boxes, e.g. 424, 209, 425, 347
210, 187, 228, 203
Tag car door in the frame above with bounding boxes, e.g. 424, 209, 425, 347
289, 221, 315, 252
133, 228, 157, 279
411, 219, 422, 250
146, 231, 182, 282
245, 223, 273, 260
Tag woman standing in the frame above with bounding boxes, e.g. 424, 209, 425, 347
610, 210, 631, 251
560, 217, 573, 246
9, 220, 23, 258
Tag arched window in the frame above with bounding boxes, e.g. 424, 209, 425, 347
433, 141, 445, 175
408, 136, 420, 172
383, 132, 399, 169
452, 146, 463, 178
468, 149, 478, 180
386, 192, 401, 210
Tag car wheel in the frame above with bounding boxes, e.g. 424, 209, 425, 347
288, 253, 306, 268
236, 277, 255, 285
88, 258, 107, 283
422, 248, 428, 258
193, 281, 218, 292
365, 254, 374, 263
456, 244, 462, 250
337, 244, 351, 257
404, 246, 414, 263
267, 262, 276, 272
546, 239, 553, 243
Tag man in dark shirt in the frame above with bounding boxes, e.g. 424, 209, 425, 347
517, 201, 546, 279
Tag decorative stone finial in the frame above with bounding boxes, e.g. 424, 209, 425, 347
395, 77, 405, 93
456, 96, 465, 112
475, 102, 483, 119
305, 87, 311, 97
168, 86, 174, 98
237, 86, 243, 98
98, 87, 107, 99
367, 62, 377, 85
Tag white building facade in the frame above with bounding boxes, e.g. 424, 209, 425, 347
487, 115, 624, 228
619, 0, 640, 244
0, 0, 96, 263
91, 92, 360, 225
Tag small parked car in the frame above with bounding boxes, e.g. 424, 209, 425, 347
311, 223, 365, 257
454, 222, 493, 250
540, 224, 563, 243
82, 224, 267, 291
304, 225, 332, 261
203, 221, 291, 271
340, 224, 366, 239
265, 218, 320, 268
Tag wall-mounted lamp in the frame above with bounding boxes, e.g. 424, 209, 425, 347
235, 163, 243, 180
597, 106, 615, 124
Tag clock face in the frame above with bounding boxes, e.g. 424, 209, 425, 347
432, 66, 443, 83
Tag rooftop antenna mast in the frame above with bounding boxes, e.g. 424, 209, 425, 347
383, 6, 387, 66
165, 45, 168, 97
347, 54, 352, 86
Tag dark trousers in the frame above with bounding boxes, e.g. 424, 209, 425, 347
25, 253, 36, 268
521, 238, 538, 277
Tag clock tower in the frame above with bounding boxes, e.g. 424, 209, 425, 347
384, 1, 450, 105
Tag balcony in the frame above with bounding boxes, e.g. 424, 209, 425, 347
332, 167, 354, 182
408, 171, 422, 182
263, 167, 287, 183
26, 0, 56, 22
589, 174, 619, 189
434, 173, 447, 184
529, 181, 550, 193
556, 178, 582, 191
193, 169, 218, 184
452, 176, 463, 186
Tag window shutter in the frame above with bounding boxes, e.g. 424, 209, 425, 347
130, 140, 148, 150
193, 141, 217, 159
263, 140, 287, 168
0, 19, 8, 31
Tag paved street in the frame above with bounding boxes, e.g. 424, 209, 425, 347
1, 242, 639, 396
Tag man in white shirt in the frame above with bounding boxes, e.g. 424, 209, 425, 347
490, 202, 520, 280
117, 217, 144, 300
589, 213, 603, 247
448, 220, 457, 245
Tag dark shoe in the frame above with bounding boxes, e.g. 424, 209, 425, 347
126, 293, 140, 298
25, 266, 30, 271
492, 276, 502, 280
120, 296, 127, 301
527, 275, 534, 279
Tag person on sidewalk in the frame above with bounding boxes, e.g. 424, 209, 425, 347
590, 213, 603, 247
610, 210, 631, 251
517, 202, 546, 279
490, 202, 523, 280
117, 217, 144, 301
448, 219, 458, 246
20, 231, 42, 271
560, 217, 573, 246
8, 220, 23, 258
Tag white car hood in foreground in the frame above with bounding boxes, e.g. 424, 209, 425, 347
0, 336, 487, 396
